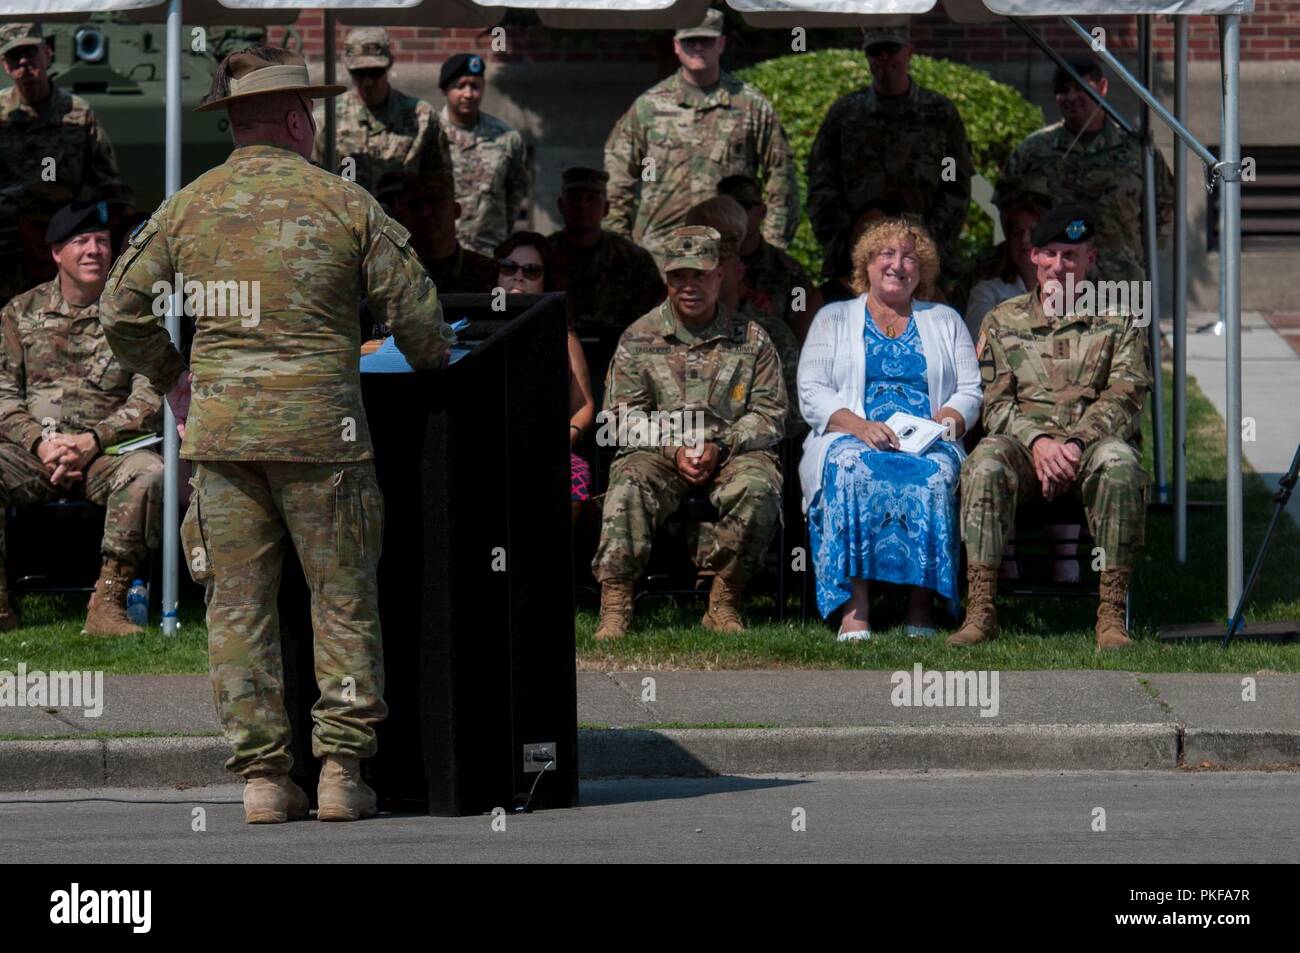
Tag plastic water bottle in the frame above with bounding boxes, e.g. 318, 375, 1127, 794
126, 580, 149, 628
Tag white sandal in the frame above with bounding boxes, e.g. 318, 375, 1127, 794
836, 628, 873, 642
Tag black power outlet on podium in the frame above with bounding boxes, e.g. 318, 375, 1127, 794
279, 293, 579, 816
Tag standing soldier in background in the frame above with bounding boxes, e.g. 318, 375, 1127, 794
603, 9, 799, 267
996, 60, 1173, 284
0, 24, 127, 275
0, 201, 162, 636
548, 167, 664, 330
312, 28, 453, 199
592, 225, 786, 641
437, 53, 528, 255
954, 206, 1150, 651
807, 25, 972, 279
99, 48, 456, 825
717, 174, 817, 343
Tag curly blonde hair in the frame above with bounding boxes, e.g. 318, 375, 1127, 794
850, 216, 941, 301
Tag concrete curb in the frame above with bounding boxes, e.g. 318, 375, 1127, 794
3, 726, 1299, 790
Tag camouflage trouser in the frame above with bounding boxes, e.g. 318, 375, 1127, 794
0, 443, 162, 567
593, 449, 782, 584
960, 435, 1148, 570
182, 460, 385, 778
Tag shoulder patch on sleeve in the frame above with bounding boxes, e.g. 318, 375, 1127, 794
127, 217, 159, 250
380, 216, 412, 249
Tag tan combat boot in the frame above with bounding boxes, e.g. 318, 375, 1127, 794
701, 575, 745, 633
317, 754, 378, 822
947, 562, 1000, 646
594, 579, 634, 641
0, 575, 18, 632
82, 557, 143, 637
243, 773, 310, 824
1096, 568, 1133, 650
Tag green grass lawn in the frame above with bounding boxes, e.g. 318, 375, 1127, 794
2, 370, 1296, 676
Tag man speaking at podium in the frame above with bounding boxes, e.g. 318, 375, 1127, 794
100, 47, 456, 825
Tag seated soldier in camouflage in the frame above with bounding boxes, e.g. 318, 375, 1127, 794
592, 225, 787, 639
686, 195, 804, 439
954, 205, 1150, 650
375, 170, 497, 294
0, 201, 162, 634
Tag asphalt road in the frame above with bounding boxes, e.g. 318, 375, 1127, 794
1, 771, 1298, 864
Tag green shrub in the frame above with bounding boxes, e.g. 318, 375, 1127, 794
738, 49, 1044, 279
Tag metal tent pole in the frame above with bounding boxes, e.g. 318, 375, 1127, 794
323, 10, 337, 173
1220, 14, 1244, 619
1009, 16, 1134, 134
1140, 16, 1168, 506
161, 0, 183, 636
1173, 16, 1188, 562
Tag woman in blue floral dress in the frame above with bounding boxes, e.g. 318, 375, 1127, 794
797, 219, 982, 640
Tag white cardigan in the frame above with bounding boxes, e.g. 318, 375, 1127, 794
796, 295, 983, 513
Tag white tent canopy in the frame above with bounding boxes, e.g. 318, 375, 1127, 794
0, 0, 1252, 631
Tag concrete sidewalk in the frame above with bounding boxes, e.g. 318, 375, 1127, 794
1, 670, 1297, 790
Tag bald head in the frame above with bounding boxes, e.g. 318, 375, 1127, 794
228, 91, 316, 158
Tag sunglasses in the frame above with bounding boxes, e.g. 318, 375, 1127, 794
350, 68, 386, 81
499, 259, 544, 280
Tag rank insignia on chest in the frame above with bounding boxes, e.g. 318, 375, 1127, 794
730, 381, 746, 403
1054, 338, 1071, 359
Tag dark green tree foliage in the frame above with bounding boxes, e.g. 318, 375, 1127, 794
738, 49, 1044, 279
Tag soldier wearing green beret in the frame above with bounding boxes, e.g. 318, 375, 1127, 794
100, 47, 456, 825
592, 225, 787, 640
954, 206, 1151, 651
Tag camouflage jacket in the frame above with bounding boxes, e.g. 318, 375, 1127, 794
0, 279, 160, 452
806, 80, 973, 274
602, 70, 799, 253
420, 244, 499, 294
547, 229, 664, 329
0, 84, 123, 261
979, 288, 1150, 450
996, 119, 1173, 282
99, 143, 455, 463
602, 300, 786, 460
313, 87, 453, 197
737, 300, 804, 437
438, 107, 528, 256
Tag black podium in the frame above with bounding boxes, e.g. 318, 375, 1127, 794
279, 293, 578, 816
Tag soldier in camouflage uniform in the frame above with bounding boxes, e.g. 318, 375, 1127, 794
718, 174, 817, 343
437, 53, 528, 256
0, 201, 162, 636
994, 60, 1173, 284
602, 9, 800, 267
312, 28, 453, 200
592, 225, 786, 640
954, 206, 1150, 651
376, 170, 498, 294
806, 25, 973, 279
547, 166, 664, 331
99, 48, 456, 824
0, 24, 126, 274
685, 195, 804, 439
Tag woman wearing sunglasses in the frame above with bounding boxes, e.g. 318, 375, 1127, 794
494, 232, 595, 525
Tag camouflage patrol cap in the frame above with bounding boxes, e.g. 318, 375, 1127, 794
344, 27, 392, 71
662, 226, 721, 273
0, 23, 43, 57
716, 174, 763, 209
994, 174, 1053, 213
561, 167, 609, 194
45, 200, 112, 246
861, 24, 909, 52
1031, 204, 1094, 247
675, 8, 724, 40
